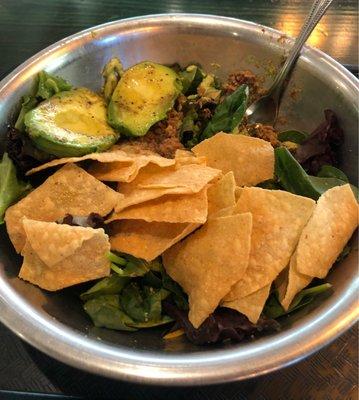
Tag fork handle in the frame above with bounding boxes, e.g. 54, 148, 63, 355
269, 0, 334, 99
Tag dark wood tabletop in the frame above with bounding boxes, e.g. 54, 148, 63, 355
0, 1, 358, 399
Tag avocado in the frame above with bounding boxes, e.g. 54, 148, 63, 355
24, 88, 119, 157
107, 61, 182, 137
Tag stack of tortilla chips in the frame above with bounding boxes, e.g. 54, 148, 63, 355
5, 133, 357, 331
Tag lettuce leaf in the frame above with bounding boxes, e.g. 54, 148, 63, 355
275, 147, 358, 200
0, 152, 32, 223
81, 255, 179, 331
14, 71, 72, 132
84, 295, 136, 331
263, 283, 332, 319
201, 84, 249, 140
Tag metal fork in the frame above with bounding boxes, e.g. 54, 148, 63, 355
245, 0, 334, 126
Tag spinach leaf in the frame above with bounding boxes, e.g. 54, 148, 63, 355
127, 315, 173, 329
109, 252, 161, 277
275, 147, 356, 200
81, 256, 184, 331
162, 271, 189, 310
256, 179, 282, 190
0, 152, 32, 223
278, 130, 309, 144
83, 295, 136, 331
107, 251, 126, 266
336, 244, 351, 262
179, 65, 204, 95
275, 147, 320, 199
120, 283, 169, 323
36, 71, 72, 100
142, 270, 163, 288
80, 274, 129, 301
317, 165, 349, 182
201, 84, 249, 140
263, 283, 332, 319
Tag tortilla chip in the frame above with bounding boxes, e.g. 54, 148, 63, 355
163, 213, 252, 328
222, 284, 271, 324
110, 220, 199, 261
174, 149, 207, 166
108, 188, 208, 224
26, 146, 134, 175
277, 259, 312, 311
19, 219, 110, 291
116, 163, 221, 211
235, 187, 243, 202
224, 187, 315, 301
295, 184, 358, 278
278, 184, 358, 310
5, 164, 122, 253
88, 152, 175, 182
207, 172, 236, 216
192, 133, 274, 186
209, 205, 235, 219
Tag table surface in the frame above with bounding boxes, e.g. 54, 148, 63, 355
0, 1, 358, 399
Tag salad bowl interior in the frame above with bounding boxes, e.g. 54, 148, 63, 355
0, 14, 357, 385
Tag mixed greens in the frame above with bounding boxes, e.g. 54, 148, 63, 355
1, 59, 357, 345
81, 252, 187, 331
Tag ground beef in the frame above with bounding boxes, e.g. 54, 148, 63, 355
248, 123, 280, 147
222, 70, 266, 103
128, 109, 184, 158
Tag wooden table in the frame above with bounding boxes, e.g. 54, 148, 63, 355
0, 1, 357, 399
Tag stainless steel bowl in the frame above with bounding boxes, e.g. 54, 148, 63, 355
0, 14, 358, 385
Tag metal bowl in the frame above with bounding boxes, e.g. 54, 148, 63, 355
0, 14, 358, 385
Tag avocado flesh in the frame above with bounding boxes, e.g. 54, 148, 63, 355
108, 62, 182, 137
24, 88, 119, 157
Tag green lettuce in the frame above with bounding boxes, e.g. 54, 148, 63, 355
201, 84, 249, 140
81, 253, 183, 331
264, 283, 332, 319
15, 71, 72, 131
275, 147, 358, 200
0, 153, 32, 223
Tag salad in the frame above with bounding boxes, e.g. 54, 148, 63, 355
1, 59, 357, 345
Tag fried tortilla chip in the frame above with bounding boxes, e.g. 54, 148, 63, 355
110, 220, 199, 261
278, 184, 358, 310
222, 284, 271, 324
88, 152, 175, 182
163, 213, 252, 328
27, 145, 176, 183
174, 149, 207, 166
108, 188, 208, 224
5, 164, 122, 252
116, 163, 221, 211
207, 172, 236, 216
19, 219, 110, 291
295, 184, 358, 278
192, 133, 274, 186
26, 146, 134, 175
224, 187, 315, 301
277, 259, 312, 311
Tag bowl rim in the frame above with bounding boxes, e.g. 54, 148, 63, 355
0, 13, 358, 386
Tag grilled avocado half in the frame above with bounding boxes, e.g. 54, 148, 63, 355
24, 88, 119, 157
107, 61, 182, 137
